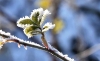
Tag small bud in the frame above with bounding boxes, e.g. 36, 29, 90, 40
42, 22, 55, 32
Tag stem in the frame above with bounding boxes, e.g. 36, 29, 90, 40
39, 27, 49, 49
41, 32, 49, 49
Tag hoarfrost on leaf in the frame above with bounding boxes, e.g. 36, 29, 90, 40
42, 22, 55, 32
30, 8, 51, 26
30, 8, 43, 23
40, 9, 51, 25
17, 8, 54, 38
17, 24, 33, 28
17, 16, 32, 24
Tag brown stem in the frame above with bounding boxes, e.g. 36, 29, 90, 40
39, 27, 49, 49
41, 32, 49, 49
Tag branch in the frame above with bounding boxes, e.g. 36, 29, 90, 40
0, 30, 74, 61
75, 44, 100, 60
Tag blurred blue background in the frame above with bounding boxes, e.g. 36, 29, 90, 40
0, 0, 100, 61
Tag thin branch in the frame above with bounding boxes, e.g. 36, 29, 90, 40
75, 44, 100, 60
0, 30, 74, 61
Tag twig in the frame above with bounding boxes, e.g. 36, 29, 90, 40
0, 30, 74, 61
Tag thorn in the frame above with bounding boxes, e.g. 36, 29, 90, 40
24, 46, 27, 50
45, 45, 49, 49
18, 43, 21, 48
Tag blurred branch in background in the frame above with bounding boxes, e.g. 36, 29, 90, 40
51, 0, 61, 52
75, 44, 100, 61
50, 0, 63, 61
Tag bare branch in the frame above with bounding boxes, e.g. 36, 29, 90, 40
0, 30, 74, 61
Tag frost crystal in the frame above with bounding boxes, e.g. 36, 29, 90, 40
0, 30, 10, 36
30, 8, 43, 21
40, 9, 51, 25
0, 37, 5, 49
48, 43, 74, 61
17, 16, 33, 28
17, 24, 33, 28
30, 8, 51, 25
17, 16, 30, 24
0, 31, 10, 49
64, 54, 74, 61
24, 46, 27, 50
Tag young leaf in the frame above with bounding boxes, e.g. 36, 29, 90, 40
31, 14, 38, 24
17, 18, 33, 25
30, 10, 40, 23
23, 25, 39, 38
18, 19, 33, 25
42, 22, 55, 32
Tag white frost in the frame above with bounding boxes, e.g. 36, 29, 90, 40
42, 22, 55, 32
0, 30, 10, 36
48, 43, 74, 61
17, 16, 30, 24
0, 30, 43, 50
17, 24, 33, 28
40, 9, 51, 25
